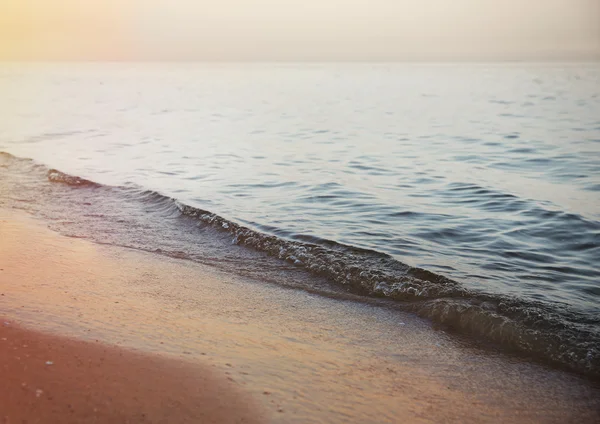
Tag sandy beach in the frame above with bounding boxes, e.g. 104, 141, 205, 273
0, 322, 263, 423
1, 209, 599, 423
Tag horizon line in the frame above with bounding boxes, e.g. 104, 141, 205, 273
1, 57, 599, 64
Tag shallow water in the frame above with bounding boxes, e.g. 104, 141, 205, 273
1, 62, 599, 377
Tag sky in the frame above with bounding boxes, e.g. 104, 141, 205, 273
1, 0, 599, 61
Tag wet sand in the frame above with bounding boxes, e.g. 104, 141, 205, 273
0, 322, 263, 423
1, 209, 599, 423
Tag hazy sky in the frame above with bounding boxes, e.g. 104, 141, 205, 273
1, 0, 599, 60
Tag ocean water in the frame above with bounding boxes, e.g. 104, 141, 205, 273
1, 63, 599, 377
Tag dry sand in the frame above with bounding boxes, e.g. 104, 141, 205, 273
1, 209, 599, 423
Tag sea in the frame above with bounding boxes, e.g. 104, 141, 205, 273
1, 62, 599, 378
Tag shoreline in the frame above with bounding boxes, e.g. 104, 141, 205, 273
2, 149, 598, 380
1, 209, 599, 423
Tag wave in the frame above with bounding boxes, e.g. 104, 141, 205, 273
177, 203, 600, 380
47, 169, 100, 187
1, 150, 599, 380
